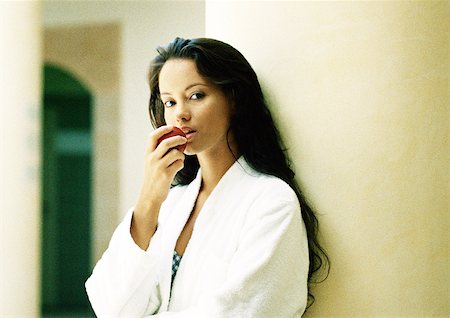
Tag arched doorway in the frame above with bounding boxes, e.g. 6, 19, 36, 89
41, 64, 94, 317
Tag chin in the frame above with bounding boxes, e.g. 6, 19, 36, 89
183, 146, 197, 156
183, 142, 212, 157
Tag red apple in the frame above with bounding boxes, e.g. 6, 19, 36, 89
157, 127, 187, 152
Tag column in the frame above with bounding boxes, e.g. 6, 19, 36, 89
0, 1, 42, 317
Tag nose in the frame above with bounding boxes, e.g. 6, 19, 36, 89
175, 102, 191, 122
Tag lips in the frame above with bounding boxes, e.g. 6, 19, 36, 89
180, 126, 196, 139
180, 126, 195, 134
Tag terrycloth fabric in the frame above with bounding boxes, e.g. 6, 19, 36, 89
85, 157, 309, 318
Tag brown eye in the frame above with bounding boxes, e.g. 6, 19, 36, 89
190, 93, 205, 100
163, 100, 175, 107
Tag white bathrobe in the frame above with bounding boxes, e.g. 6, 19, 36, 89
85, 157, 309, 317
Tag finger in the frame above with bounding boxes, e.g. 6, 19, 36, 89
159, 135, 187, 150
147, 125, 175, 151
154, 135, 187, 158
167, 158, 184, 176
160, 148, 185, 168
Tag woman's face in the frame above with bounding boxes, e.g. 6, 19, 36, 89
159, 58, 235, 157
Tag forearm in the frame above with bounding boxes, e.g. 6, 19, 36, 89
131, 198, 162, 251
86, 209, 162, 317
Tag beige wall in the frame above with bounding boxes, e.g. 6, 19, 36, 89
206, 1, 449, 317
43, 1, 205, 262
44, 23, 121, 265
43, 1, 449, 315
43, 0, 206, 217
0, 2, 42, 317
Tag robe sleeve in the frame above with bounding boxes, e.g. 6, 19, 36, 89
85, 208, 163, 317
147, 185, 310, 318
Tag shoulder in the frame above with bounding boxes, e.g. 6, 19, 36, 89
255, 174, 297, 203
235, 162, 300, 221
237, 160, 299, 206
250, 175, 300, 217
235, 168, 305, 248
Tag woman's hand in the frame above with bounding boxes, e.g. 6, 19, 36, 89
140, 125, 187, 203
131, 125, 187, 250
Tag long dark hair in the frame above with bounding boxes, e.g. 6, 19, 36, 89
148, 37, 329, 308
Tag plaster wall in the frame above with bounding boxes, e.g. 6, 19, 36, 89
43, 1, 205, 262
206, 1, 449, 316
44, 23, 121, 270
0, 2, 42, 316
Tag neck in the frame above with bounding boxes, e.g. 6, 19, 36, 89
197, 148, 239, 195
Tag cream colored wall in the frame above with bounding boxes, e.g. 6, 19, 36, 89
44, 23, 121, 266
42, 1, 449, 315
0, 2, 41, 317
43, 1, 205, 262
206, 1, 449, 316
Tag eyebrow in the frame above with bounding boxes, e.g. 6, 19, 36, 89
160, 83, 209, 96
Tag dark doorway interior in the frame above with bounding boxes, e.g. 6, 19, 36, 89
41, 64, 94, 317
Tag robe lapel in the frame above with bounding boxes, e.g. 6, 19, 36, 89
188, 156, 256, 233
159, 169, 202, 311
161, 157, 256, 311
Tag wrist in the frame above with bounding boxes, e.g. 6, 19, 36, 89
134, 199, 160, 223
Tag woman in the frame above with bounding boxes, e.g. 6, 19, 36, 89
86, 37, 328, 317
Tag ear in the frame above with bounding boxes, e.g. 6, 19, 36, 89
228, 88, 238, 114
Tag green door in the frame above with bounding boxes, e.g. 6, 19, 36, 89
41, 64, 94, 316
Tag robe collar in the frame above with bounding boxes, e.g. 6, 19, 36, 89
171, 156, 254, 235
160, 156, 258, 310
